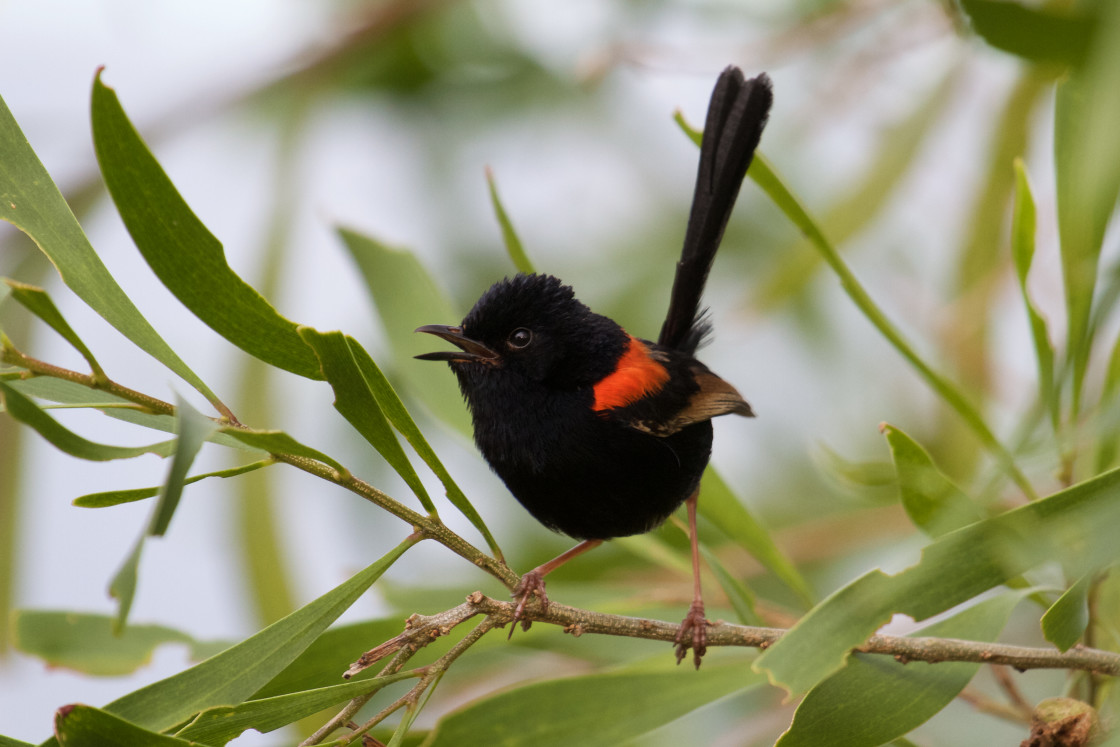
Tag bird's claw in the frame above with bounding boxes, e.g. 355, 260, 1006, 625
510, 570, 549, 638
674, 600, 709, 669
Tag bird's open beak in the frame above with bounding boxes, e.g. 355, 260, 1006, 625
414, 325, 499, 362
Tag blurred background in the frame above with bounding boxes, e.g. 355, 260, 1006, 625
0, 0, 1083, 743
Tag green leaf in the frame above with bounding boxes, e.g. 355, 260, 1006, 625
346, 336, 501, 555
754, 465, 1120, 695
486, 167, 535, 274
3, 377, 250, 451
701, 469, 813, 606
0, 381, 174, 460
251, 618, 407, 699
337, 227, 470, 433
701, 545, 760, 626
3, 279, 104, 377
298, 326, 435, 512
960, 0, 1096, 67
54, 704, 205, 746
390, 692, 428, 747
814, 445, 896, 490
762, 159, 1035, 499
74, 460, 271, 508
1042, 573, 1093, 652
0, 89, 225, 414
1054, 1, 1120, 415
108, 537, 144, 634
757, 62, 962, 308
175, 672, 415, 745
1010, 160, 1058, 430
0, 736, 35, 747
883, 424, 983, 537
776, 592, 1023, 747
677, 110, 1035, 499
12, 610, 220, 676
89, 72, 323, 381
99, 537, 416, 733
149, 397, 217, 536
108, 398, 217, 632
220, 427, 346, 477
423, 658, 764, 747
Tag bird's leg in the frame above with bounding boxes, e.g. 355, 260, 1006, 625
511, 538, 603, 636
674, 490, 709, 668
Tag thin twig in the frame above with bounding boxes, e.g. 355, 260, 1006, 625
958, 687, 1033, 725
991, 664, 1035, 720
1, 347, 518, 589
2, 343, 179, 418
342, 616, 498, 746
300, 648, 423, 746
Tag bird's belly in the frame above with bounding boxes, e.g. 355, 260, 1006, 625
484, 418, 714, 540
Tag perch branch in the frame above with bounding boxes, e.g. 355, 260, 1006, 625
342, 592, 1120, 681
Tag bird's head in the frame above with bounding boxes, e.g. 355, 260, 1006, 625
416, 273, 627, 390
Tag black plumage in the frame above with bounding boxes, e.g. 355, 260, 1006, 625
416, 67, 772, 666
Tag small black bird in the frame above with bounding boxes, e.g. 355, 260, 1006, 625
417, 66, 772, 667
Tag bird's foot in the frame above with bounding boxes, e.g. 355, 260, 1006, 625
509, 570, 549, 638
674, 600, 710, 669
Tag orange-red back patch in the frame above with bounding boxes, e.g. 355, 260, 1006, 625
592, 336, 670, 411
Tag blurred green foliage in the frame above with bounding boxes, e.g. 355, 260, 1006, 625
3, 0, 1120, 744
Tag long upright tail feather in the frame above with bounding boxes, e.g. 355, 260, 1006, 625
658, 67, 773, 353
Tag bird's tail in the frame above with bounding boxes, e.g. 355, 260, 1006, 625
658, 67, 773, 353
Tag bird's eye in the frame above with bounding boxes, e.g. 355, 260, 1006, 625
507, 328, 532, 349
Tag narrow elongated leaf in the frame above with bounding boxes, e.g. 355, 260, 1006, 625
486, 167, 535, 274
220, 428, 346, 476
0, 736, 35, 747
758, 62, 962, 307
961, 0, 1096, 67
337, 228, 470, 433
883, 424, 982, 537
176, 672, 414, 745
13, 611, 220, 676
0, 382, 174, 460
298, 327, 435, 512
423, 659, 763, 747
149, 397, 217, 536
347, 337, 500, 555
390, 692, 428, 747
701, 469, 813, 606
675, 114, 1035, 499
754, 464, 1120, 695
776, 592, 1023, 747
110, 398, 217, 631
251, 618, 407, 699
0, 91, 224, 412
300, 327, 432, 495
4, 377, 250, 451
3, 279, 104, 377
90, 73, 322, 381
701, 545, 761, 625
108, 537, 144, 634
1011, 160, 1057, 430
54, 705, 204, 746
1042, 573, 1093, 652
74, 460, 271, 508
1055, 0, 1120, 414
100, 537, 416, 733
